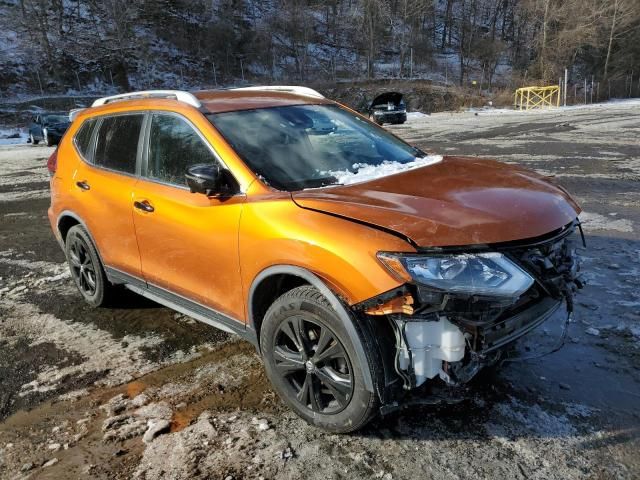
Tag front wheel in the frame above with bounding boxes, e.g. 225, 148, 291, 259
260, 286, 379, 433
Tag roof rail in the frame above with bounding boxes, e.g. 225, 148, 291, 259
231, 85, 324, 99
91, 90, 201, 108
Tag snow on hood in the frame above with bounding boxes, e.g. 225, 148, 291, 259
323, 155, 443, 186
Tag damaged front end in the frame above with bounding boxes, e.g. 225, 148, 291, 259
355, 220, 585, 405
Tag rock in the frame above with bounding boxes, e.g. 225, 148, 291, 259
42, 458, 59, 468
101, 394, 130, 416
251, 417, 270, 431
48, 443, 61, 451
559, 383, 572, 391
131, 393, 150, 408
280, 445, 294, 460
21, 463, 34, 472
586, 327, 600, 336
143, 419, 171, 444
135, 401, 173, 421
102, 414, 147, 442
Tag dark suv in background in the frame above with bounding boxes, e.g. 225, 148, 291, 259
29, 113, 70, 146
367, 92, 407, 125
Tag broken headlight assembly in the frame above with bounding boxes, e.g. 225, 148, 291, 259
377, 252, 534, 298
371, 242, 581, 394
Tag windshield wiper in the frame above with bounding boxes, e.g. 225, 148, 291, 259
286, 176, 340, 190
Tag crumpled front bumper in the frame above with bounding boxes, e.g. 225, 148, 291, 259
359, 220, 584, 394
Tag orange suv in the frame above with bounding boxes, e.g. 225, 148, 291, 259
48, 87, 584, 432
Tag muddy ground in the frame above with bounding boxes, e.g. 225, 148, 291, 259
0, 101, 639, 479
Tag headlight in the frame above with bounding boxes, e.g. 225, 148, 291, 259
378, 252, 534, 298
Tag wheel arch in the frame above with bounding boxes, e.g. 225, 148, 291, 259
56, 211, 106, 266
248, 265, 375, 392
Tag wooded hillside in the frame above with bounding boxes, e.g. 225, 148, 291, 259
1, 0, 638, 97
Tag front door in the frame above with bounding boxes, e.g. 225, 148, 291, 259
71, 113, 144, 277
132, 112, 246, 322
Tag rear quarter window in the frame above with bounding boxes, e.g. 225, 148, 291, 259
94, 114, 144, 174
73, 119, 96, 160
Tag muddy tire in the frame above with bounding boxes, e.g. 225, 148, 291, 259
260, 286, 379, 433
64, 225, 113, 307
30, 133, 39, 145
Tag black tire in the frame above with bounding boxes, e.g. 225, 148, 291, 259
260, 285, 379, 433
369, 113, 382, 126
64, 225, 113, 307
30, 133, 39, 145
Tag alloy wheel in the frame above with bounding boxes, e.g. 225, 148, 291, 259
272, 316, 354, 414
68, 235, 97, 296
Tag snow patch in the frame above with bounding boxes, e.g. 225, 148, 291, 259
324, 155, 443, 186
580, 211, 633, 233
487, 397, 576, 438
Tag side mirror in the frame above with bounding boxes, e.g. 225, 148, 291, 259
185, 164, 238, 196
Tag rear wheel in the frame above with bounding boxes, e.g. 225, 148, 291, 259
65, 225, 114, 307
261, 286, 379, 433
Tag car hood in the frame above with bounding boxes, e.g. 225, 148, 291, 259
292, 156, 581, 247
371, 91, 404, 108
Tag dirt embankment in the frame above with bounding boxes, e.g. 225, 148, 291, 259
316, 79, 508, 113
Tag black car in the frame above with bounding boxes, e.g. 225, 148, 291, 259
367, 91, 407, 125
28, 113, 70, 146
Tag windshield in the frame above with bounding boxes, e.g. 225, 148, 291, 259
208, 104, 434, 191
44, 115, 68, 125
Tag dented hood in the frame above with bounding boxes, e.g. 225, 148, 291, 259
292, 156, 581, 247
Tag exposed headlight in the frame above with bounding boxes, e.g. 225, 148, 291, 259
378, 252, 534, 298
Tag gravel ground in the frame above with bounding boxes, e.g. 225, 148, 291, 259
0, 101, 639, 479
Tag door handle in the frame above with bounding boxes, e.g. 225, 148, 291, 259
133, 200, 155, 213
76, 180, 90, 191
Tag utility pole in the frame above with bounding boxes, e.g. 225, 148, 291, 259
240, 59, 245, 82
558, 77, 562, 106
584, 78, 587, 104
75, 71, 81, 92
591, 75, 594, 103
212, 62, 217, 87
563, 68, 568, 106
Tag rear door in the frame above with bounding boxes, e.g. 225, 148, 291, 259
71, 113, 144, 277
132, 112, 245, 322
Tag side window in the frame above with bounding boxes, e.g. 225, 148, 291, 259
94, 114, 143, 174
74, 119, 96, 160
146, 114, 216, 185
